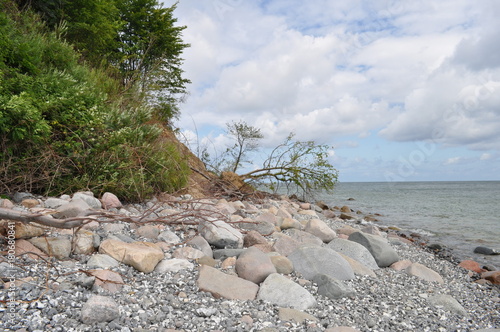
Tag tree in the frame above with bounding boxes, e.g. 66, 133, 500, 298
225, 120, 263, 173
61, 0, 121, 62
14, 0, 122, 63
200, 121, 338, 199
115, 0, 190, 122
15, 0, 191, 123
240, 133, 338, 199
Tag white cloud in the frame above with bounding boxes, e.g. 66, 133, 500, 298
171, 0, 500, 180
480, 153, 492, 161
451, 1, 500, 71
443, 157, 461, 165
379, 66, 500, 150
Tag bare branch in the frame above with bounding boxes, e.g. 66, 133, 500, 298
0, 198, 242, 231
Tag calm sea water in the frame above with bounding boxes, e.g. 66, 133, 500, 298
317, 181, 500, 268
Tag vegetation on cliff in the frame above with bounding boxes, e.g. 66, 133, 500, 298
1, 0, 338, 202
0, 0, 190, 201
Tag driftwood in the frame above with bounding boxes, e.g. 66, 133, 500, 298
0, 198, 252, 231
0, 207, 98, 229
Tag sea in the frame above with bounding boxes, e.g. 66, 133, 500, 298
316, 181, 500, 268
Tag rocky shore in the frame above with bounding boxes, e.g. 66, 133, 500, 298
0, 191, 499, 332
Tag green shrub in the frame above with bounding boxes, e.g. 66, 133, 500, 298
0, 4, 189, 201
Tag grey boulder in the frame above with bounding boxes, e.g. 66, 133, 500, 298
313, 274, 355, 299
327, 238, 379, 270
257, 273, 316, 310
348, 232, 399, 268
288, 246, 354, 280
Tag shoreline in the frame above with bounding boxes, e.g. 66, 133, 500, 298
1, 192, 499, 331
319, 181, 500, 271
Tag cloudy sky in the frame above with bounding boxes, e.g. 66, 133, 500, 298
170, 0, 500, 182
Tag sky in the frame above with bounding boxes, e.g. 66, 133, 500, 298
168, 0, 500, 182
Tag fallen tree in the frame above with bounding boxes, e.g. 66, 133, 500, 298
198, 122, 339, 200
239, 134, 338, 199
0, 199, 234, 231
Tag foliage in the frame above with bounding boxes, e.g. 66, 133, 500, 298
224, 121, 263, 173
15, 0, 191, 123
0, 3, 189, 200
199, 121, 264, 175
14, 0, 121, 62
115, 0, 191, 122
200, 120, 338, 199
240, 133, 339, 199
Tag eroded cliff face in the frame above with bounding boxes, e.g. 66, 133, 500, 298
162, 129, 217, 198
163, 129, 262, 199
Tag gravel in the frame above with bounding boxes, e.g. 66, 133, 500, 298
1, 197, 499, 332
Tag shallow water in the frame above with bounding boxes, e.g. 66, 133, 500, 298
318, 181, 500, 268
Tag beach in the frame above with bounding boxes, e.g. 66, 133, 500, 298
0, 192, 499, 331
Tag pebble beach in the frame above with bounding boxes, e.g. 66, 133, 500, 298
0, 191, 499, 332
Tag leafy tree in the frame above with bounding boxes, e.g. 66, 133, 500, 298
115, 0, 190, 122
225, 120, 263, 173
240, 133, 338, 199
15, 0, 191, 123
61, 0, 121, 62
14, 0, 121, 62
201, 121, 338, 199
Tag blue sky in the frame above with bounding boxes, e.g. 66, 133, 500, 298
169, 0, 500, 182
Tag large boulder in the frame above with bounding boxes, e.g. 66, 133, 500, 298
0, 221, 45, 239
235, 247, 277, 284
238, 220, 276, 236
458, 260, 485, 274
158, 230, 181, 245
100, 192, 122, 209
286, 229, 323, 247
14, 239, 48, 260
86, 254, 119, 269
348, 232, 399, 268
269, 254, 294, 275
90, 269, 124, 293
99, 239, 164, 273
198, 220, 243, 249
136, 225, 160, 240
272, 233, 302, 256
304, 219, 337, 243
327, 238, 379, 270
187, 235, 213, 258
288, 246, 354, 280
280, 218, 303, 230
197, 265, 259, 300
54, 198, 91, 219
257, 273, 316, 310
44, 197, 69, 209
155, 258, 194, 273
480, 271, 500, 285
428, 294, 467, 316
28, 236, 72, 259
406, 263, 444, 284
172, 247, 205, 260
243, 230, 269, 248
473, 246, 499, 255
254, 212, 279, 227
73, 230, 96, 255
213, 249, 245, 260
338, 253, 376, 278
72, 192, 102, 209
313, 274, 355, 299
